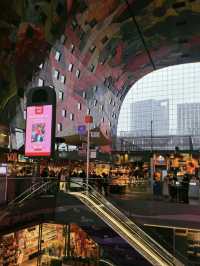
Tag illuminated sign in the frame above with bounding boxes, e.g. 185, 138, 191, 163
25, 105, 53, 156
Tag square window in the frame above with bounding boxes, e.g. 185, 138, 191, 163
62, 109, 66, 117
57, 123, 62, 132
54, 69, 59, 79
55, 51, 61, 61
68, 64, 73, 72
38, 78, 44, 87
70, 113, 74, 120
78, 103, 81, 110
60, 75, 66, 84
94, 99, 97, 106
76, 69, 80, 78
58, 91, 64, 100
83, 91, 86, 99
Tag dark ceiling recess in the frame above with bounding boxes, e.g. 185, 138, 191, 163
173, 2, 186, 9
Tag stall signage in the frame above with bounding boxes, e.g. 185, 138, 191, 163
91, 131, 100, 138
25, 105, 53, 157
7, 153, 18, 162
78, 125, 86, 135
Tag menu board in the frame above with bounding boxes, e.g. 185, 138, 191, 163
25, 105, 53, 156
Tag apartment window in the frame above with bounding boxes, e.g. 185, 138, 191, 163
100, 105, 104, 111
57, 123, 62, 132
83, 91, 86, 99
38, 78, 44, 87
60, 75, 66, 84
58, 91, 64, 100
78, 103, 82, 110
87, 108, 90, 115
76, 69, 80, 78
62, 109, 66, 117
68, 64, 73, 72
70, 113, 74, 120
94, 99, 97, 106
55, 51, 61, 61
54, 69, 59, 79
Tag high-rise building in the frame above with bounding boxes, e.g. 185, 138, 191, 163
177, 103, 200, 135
130, 99, 169, 137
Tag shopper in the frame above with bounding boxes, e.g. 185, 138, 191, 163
181, 174, 190, 203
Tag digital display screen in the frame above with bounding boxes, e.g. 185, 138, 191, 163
25, 105, 53, 156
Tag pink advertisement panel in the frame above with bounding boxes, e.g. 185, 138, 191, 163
25, 105, 53, 156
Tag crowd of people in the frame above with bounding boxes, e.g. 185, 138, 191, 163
153, 170, 195, 203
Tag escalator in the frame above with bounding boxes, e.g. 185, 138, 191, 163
0, 180, 183, 266
66, 182, 183, 266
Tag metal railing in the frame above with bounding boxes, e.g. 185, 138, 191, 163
0, 179, 184, 266
67, 182, 183, 266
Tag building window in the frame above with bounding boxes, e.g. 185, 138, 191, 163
100, 105, 104, 111
76, 69, 80, 78
57, 123, 62, 132
62, 109, 66, 117
78, 103, 81, 110
58, 91, 64, 100
70, 113, 74, 120
68, 64, 73, 72
54, 69, 59, 79
60, 75, 66, 84
38, 78, 44, 87
83, 91, 86, 99
87, 108, 90, 115
55, 51, 61, 61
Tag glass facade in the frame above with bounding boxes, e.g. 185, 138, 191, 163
118, 63, 200, 138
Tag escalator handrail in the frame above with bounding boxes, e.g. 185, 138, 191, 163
8, 181, 42, 207
66, 181, 182, 265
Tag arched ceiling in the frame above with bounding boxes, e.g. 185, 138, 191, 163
0, 0, 200, 137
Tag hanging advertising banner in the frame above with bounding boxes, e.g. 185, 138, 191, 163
25, 105, 53, 156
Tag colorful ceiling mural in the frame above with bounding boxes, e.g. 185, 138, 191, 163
0, 0, 200, 147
